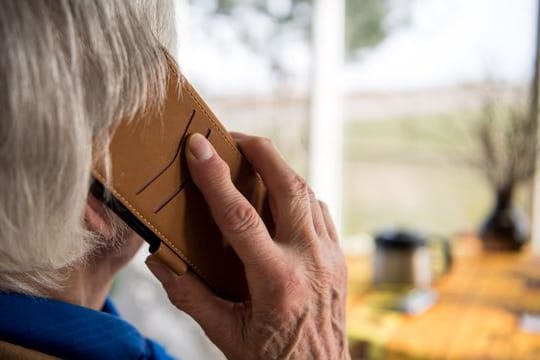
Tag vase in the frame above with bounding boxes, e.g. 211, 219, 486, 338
480, 189, 529, 251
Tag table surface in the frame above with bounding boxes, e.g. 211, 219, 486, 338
346, 236, 540, 359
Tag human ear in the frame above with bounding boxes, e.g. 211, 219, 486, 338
84, 193, 114, 239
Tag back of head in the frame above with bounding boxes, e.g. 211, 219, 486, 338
0, 0, 176, 294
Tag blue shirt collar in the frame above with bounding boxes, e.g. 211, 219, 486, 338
0, 292, 173, 360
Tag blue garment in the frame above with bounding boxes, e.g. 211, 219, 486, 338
0, 292, 176, 360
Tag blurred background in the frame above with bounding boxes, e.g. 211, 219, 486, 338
112, 0, 540, 358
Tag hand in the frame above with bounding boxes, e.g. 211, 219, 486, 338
146, 133, 349, 359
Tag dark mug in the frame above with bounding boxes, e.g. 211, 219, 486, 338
373, 229, 452, 289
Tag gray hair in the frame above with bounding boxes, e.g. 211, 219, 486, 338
0, 0, 176, 294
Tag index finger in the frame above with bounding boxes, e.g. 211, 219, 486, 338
232, 134, 314, 229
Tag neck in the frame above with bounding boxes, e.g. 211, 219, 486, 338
50, 258, 116, 310
46, 232, 144, 311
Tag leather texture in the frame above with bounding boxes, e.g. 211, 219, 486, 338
91, 62, 270, 302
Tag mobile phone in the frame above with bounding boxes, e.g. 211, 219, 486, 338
90, 60, 270, 302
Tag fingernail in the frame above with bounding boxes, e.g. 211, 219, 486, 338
188, 133, 213, 161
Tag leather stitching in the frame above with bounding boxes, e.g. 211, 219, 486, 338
92, 78, 244, 284
92, 171, 202, 275
182, 81, 239, 153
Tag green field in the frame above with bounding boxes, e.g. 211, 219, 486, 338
342, 111, 531, 241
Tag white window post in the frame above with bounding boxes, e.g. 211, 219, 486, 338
309, 0, 346, 237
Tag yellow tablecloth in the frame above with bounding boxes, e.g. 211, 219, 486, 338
347, 237, 540, 359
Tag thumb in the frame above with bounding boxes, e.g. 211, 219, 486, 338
145, 255, 239, 345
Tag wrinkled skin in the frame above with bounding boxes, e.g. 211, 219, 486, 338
146, 132, 349, 360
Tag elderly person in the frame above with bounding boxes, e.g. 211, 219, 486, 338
0, 1, 348, 359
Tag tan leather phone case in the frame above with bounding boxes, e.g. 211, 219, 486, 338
90, 63, 269, 302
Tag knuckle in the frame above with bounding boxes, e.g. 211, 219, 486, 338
161, 278, 177, 294
342, 262, 349, 283
284, 173, 310, 199
248, 136, 273, 150
169, 291, 198, 313
332, 250, 348, 280
211, 156, 231, 177
307, 189, 317, 204
341, 256, 348, 279
271, 269, 306, 312
223, 200, 261, 234
163, 282, 188, 306
167, 289, 185, 306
